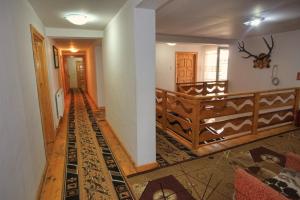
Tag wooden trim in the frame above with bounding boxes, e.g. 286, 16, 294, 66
175, 52, 197, 84
252, 92, 260, 134
105, 121, 159, 173
35, 164, 48, 200
30, 24, 55, 158
105, 121, 137, 168
136, 162, 159, 173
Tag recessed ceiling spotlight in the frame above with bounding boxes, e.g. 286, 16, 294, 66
69, 48, 79, 53
244, 17, 264, 27
65, 13, 88, 25
167, 43, 176, 46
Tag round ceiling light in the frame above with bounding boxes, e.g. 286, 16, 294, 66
167, 43, 176, 46
65, 13, 88, 25
69, 48, 79, 53
244, 17, 264, 27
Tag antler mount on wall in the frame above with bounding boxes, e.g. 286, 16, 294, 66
238, 35, 274, 69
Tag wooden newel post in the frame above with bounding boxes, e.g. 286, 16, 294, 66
192, 99, 201, 149
162, 90, 168, 130
293, 88, 300, 124
252, 92, 260, 134
202, 82, 207, 96
224, 81, 229, 93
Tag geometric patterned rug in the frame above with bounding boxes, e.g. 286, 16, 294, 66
64, 90, 133, 200
128, 130, 300, 199
156, 128, 198, 167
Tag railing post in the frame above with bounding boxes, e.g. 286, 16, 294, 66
224, 81, 229, 93
162, 90, 168, 130
202, 82, 207, 96
252, 92, 260, 134
192, 99, 201, 149
293, 88, 300, 124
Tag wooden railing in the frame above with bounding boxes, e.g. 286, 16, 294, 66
176, 80, 229, 95
156, 87, 300, 150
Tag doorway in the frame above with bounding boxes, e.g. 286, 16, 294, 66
175, 52, 197, 83
30, 25, 55, 159
63, 55, 87, 92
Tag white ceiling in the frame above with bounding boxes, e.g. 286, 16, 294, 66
54, 39, 101, 50
156, 0, 300, 39
28, 0, 127, 30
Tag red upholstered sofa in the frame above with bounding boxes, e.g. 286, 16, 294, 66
234, 152, 300, 200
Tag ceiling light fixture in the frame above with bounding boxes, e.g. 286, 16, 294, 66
69, 48, 79, 53
244, 17, 264, 27
65, 13, 88, 25
167, 43, 176, 46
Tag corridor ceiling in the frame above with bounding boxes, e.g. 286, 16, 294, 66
155, 0, 300, 39
28, 0, 127, 30
53, 39, 101, 51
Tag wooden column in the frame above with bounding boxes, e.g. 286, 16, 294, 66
252, 92, 260, 134
293, 88, 300, 124
224, 81, 229, 93
202, 82, 207, 95
192, 99, 201, 149
162, 90, 168, 130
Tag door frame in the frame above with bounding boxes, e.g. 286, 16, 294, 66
62, 54, 87, 93
30, 25, 55, 159
175, 52, 197, 85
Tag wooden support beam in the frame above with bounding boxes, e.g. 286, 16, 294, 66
162, 90, 168, 130
192, 100, 201, 149
294, 88, 300, 125
252, 92, 260, 134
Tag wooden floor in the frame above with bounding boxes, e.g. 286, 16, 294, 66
39, 94, 299, 199
39, 96, 70, 200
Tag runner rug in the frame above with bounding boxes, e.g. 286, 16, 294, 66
64, 90, 133, 200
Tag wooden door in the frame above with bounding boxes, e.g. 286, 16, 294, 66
30, 25, 55, 159
176, 52, 197, 83
76, 60, 87, 91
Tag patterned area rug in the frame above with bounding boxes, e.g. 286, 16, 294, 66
128, 130, 300, 200
64, 90, 133, 200
156, 128, 198, 167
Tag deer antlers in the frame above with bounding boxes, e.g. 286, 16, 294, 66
262, 35, 274, 57
238, 35, 274, 59
238, 41, 258, 59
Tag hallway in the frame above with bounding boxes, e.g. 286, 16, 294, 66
49, 90, 134, 199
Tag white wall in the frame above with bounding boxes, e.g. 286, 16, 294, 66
156, 43, 221, 91
95, 45, 105, 107
46, 38, 62, 128
228, 29, 300, 92
0, 0, 47, 199
103, 0, 156, 166
86, 46, 98, 105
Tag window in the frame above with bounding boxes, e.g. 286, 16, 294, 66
203, 47, 229, 81
203, 49, 218, 81
217, 48, 229, 81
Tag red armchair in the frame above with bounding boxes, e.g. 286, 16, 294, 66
234, 152, 300, 200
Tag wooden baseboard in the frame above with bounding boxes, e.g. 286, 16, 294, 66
36, 163, 48, 200
105, 121, 136, 167
136, 162, 159, 173
105, 121, 159, 174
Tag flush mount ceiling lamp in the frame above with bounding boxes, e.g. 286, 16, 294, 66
167, 43, 176, 46
65, 13, 88, 25
69, 48, 79, 53
244, 17, 264, 27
